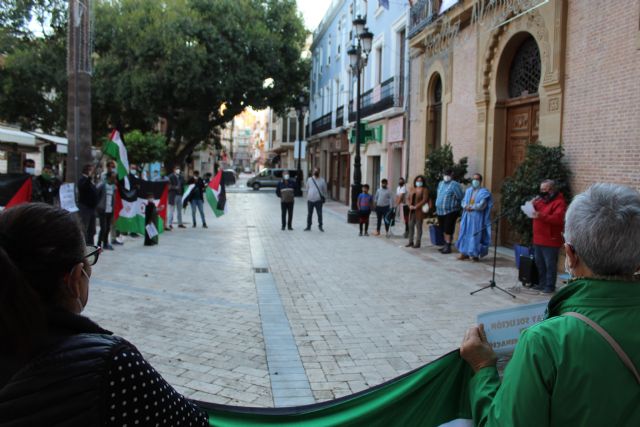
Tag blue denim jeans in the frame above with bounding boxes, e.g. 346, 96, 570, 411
534, 245, 560, 291
190, 199, 206, 226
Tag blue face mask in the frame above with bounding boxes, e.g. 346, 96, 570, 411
472, 179, 480, 188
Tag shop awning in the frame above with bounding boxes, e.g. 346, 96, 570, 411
30, 131, 69, 154
0, 126, 37, 146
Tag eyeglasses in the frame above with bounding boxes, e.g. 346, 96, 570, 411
85, 245, 102, 266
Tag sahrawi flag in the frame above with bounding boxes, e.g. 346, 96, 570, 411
103, 129, 131, 190
199, 351, 473, 426
113, 176, 168, 234
205, 170, 227, 217
0, 173, 32, 210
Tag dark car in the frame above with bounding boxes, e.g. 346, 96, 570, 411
246, 168, 298, 190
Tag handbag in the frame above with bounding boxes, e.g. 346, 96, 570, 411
311, 177, 326, 203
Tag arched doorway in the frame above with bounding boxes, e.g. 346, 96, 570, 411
426, 74, 443, 156
504, 36, 541, 177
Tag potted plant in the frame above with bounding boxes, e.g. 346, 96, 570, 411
501, 143, 572, 266
424, 143, 469, 246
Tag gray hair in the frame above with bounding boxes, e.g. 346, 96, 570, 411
541, 179, 556, 190
564, 183, 640, 277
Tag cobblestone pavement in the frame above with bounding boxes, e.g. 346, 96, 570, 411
88, 181, 551, 407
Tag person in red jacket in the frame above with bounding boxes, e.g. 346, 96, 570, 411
532, 179, 567, 294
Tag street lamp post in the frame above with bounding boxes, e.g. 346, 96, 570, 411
295, 93, 308, 197
347, 16, 373, 223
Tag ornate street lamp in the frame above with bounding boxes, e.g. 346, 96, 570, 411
347, 16, 373, 223
295, 92, 308, 197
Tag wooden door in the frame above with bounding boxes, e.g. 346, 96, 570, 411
505, 101, 539, 177
330, 153, 339, 200
503, 99, 539, 245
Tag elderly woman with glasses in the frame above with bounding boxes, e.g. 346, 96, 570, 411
0, 204, 209, 426
460, 183, 640, 426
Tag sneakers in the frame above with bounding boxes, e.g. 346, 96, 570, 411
441, 243, 452, 254
111, 239, 124, 245
319, 226, 324, 232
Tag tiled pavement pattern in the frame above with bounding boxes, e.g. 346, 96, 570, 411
88, 182, 549, 407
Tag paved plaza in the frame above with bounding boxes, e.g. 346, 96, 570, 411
88, 179, 550, 407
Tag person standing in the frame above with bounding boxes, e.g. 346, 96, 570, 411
167, 166, 186, 230
456, 174, 493, 261
276, 172, 297, 230
77, 164, 99, 245
144, 193, 160, 246
373, 179, 393, 237
356, 184, 374, 236
34, 164, 61, 205
188, 171, 207, 228
395, 177, 409, 238
305, 168, 327, 232
96, 172, 116, 250
435, 168, 464, 254
405, 175, 430, 248
532, 179, 567, 294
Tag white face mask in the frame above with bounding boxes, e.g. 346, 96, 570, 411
284, 175, 290, 180
443, 175, 452, 182
175, 169, 181, 175
416, 181, 423, 188
25, 167, 35, 175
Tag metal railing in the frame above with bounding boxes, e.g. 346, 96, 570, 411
311, 111, 333, 135
348, 77, 398, 122
408, 0, 438, 38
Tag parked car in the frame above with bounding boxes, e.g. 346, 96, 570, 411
243, 166, 252, 174
246, 168, 298, 190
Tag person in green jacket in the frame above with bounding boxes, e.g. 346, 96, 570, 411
460, 183, 640, 426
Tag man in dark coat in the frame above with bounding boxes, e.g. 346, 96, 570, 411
77, 164, 99, 245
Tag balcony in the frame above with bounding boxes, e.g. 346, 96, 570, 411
408, 0, 439, 39
348, 77, 399, 122
311, 111, 332, 136
335, 106, 344, 128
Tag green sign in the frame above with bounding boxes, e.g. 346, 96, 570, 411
349, 123, 383, 144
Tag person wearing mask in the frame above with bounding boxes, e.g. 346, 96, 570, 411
395, 177, 410, 238
460, 183, 640, 426
34, 164, 61, 206
373, 179, 393, 237
276, 172, 297, 231
96, 172, 116, 250
405, 175, 430, 248
188, 171, 207, 228
357, 184, 373, 236
435, 169, 464, 254
151, 170, 161, 182
77, 164, 99, 245
456, 174, 493, 262
305, 168, 327, 232
532, 179, 568, 294
129, 163, 140, 179
167, 166, 186, 230
0, 204, 210, 426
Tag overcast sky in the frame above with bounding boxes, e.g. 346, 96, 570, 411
297, 0, 333, 32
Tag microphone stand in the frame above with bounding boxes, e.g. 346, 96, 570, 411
469, 206, 522, 298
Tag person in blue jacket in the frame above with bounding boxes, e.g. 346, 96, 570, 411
456, 173, 493, 261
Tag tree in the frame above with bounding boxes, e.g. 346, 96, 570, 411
91, 0, 310, 168
105, 130, 166, 170
501, 144, 572, 245
0, 1, 68, 133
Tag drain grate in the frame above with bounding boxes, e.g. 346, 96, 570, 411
254, 267, 269, 274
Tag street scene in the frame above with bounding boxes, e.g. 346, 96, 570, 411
1, 0, 639, 426
87, 175, 546, 407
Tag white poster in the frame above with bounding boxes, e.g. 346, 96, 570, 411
59, 183, 79, 213
293, 140, 307, 158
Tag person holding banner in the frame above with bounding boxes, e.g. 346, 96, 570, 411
461, 183, 640, 426
0, 204, 209, 425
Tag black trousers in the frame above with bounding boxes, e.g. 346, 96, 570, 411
281, 202, 294, 228
79, 206, 96, 245
375, 206, 390, 232
307, 201, 323, 227
98, 212, 113, 247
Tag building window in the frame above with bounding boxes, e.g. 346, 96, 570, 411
397, 28, 406, 105
376, 46, 383, 85
508, 36, 541, 98
288, 117, 297, 142
427, 74, 443, 152
281, 120, 288, 143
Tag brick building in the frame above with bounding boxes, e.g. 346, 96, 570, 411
407, 0, 640, 199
